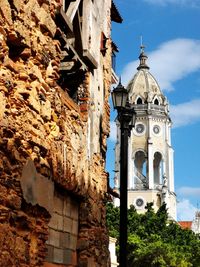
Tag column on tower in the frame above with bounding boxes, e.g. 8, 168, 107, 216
165, 120, 174, 192
168, 147, 175, 192
147, 117, 154, 189
162, 159, 166, 181
159, 159, 162, 184
148, 143, 154, 189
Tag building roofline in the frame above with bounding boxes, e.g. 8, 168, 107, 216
111, 1, 123, 23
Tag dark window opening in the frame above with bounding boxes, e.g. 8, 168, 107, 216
154, 99, 159, 105
58, 71, 86, 102
134, 151, 148, 189
153, 152, 163, 184
6, 36, 30, 61
73, 7, 83, 54
55, 5, 88, 104
137, 97, 143, 104
62, 0, 71, 13
55, 32, 86, 102
7, 43, 24, 60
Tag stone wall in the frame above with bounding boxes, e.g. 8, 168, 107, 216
0, 0, 113, 266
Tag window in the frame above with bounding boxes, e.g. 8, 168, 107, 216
136, 124, 145, 134
136, 97, 143, 104
55, 0, 88, 103
134, 151, 148, 189
153, 152, 163, 185
154, 98, 159, 105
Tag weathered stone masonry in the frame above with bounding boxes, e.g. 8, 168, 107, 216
0, 0, 121, 266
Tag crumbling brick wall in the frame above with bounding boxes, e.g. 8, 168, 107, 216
0, 0, 113, 266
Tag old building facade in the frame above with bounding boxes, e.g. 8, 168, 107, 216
0, 0, 121, 266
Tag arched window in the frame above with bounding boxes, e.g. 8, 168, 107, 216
154, 98, 159, 105
153, 152, 162, 184
134, 151, 147, 189
136, 97, 143, 104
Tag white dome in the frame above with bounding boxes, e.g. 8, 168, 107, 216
127, 52, 166, 105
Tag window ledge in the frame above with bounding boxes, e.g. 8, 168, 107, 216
83, 49, 98, 69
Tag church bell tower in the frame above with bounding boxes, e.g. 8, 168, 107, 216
114, 46, 177, 220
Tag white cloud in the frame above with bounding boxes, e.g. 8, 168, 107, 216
109, 121, 117, 142
177, 191, 199, 220
122, 39, 200, 92
170, 99, 200, 128
143, 0, 200, 8
177, 199, 196, 221
177, 186, 200, 197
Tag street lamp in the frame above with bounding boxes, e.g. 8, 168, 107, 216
111, 79, 136, 267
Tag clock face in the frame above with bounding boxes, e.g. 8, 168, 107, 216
153, 125, 160, 134
135, 198, 144, 207
136, 123, 145, 134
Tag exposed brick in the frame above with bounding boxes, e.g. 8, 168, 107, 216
12, 0, 24, 12
87, 257, 95, 267
0, 0, 113, 266
0, 0, 12, 25
77, 238, 89, 251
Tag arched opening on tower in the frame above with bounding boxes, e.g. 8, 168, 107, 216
136, 97, 143, 104
134, 151, 147, 189
153, 152, 163, 185
154, 98, 159, 105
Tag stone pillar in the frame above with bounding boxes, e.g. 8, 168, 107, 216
109, 237, 119, 267
128, 132, 133, 189
132, 157, 136, 190
148, 142, 154, 189
168, 147, 174, 192
147, 117, 154, 189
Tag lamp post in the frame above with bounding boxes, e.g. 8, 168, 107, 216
111, 80, 136, 267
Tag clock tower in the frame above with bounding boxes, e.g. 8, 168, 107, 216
114, 47, 177, 220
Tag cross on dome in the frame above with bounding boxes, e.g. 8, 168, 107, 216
140, 44, 145, 53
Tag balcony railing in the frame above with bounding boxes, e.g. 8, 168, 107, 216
132, 103, 166, 112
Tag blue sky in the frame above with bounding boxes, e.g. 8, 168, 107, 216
106, 0, 200, 221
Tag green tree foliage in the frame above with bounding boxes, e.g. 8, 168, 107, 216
106, 202, 200, 267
